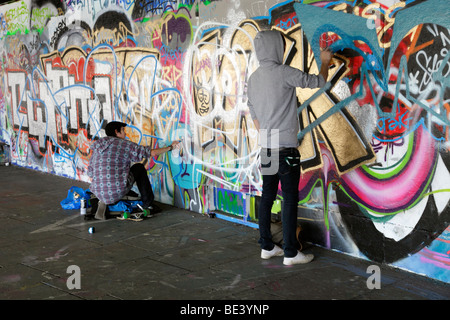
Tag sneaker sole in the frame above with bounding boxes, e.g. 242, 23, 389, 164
283, 254, 314, 265
261, 250, 284, 259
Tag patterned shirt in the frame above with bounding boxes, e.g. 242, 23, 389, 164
87, 137, 152, 204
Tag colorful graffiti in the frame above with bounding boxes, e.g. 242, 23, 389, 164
0, 0, 449, 283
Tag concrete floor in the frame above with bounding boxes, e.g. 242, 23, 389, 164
1, 165, 449, 305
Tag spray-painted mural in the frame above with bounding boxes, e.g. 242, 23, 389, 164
0, 0, 448, 283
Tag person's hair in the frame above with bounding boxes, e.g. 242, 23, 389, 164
105, 121, 127, 137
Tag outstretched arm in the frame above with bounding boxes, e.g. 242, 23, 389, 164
150, 141, 180, 158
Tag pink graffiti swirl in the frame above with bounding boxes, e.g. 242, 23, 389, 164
296, 125, 437, 213
339, 125, 436, 212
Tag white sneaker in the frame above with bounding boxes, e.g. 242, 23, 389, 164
261, 245, 284, 259
283, 251, 314, 265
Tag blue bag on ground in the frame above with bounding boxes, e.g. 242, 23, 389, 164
108, 200, 143, 213
61, 186, 90, 210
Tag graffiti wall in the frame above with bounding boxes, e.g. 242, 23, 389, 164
0, 0, 448, 283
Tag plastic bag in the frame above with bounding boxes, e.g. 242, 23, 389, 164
61, 186, 90, 210
108, 200, 143, 213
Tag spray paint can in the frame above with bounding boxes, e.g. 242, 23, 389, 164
80, 199, 86, 215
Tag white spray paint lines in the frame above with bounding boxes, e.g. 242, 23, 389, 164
30, 214, 111, 234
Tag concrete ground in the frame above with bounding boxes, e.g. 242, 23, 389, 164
1, 165, 449, 306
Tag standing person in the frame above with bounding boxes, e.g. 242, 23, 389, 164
247, 30, 332, 265
87, 121, 179, 220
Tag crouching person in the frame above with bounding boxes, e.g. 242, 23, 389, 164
87, 121, 179, 219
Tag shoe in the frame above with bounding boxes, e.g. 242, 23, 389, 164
95, 201, 107, 220
283, 251, 314, 265
261, 245, 284, 259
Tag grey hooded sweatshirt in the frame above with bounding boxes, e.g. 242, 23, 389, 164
247, 30, 325, 148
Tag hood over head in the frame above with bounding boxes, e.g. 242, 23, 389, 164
254, 30, 285, 66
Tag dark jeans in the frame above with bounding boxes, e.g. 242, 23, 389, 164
130, 163, 154, 208
259, 148, 301, 258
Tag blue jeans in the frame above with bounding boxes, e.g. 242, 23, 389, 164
259, 148, 301, 258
